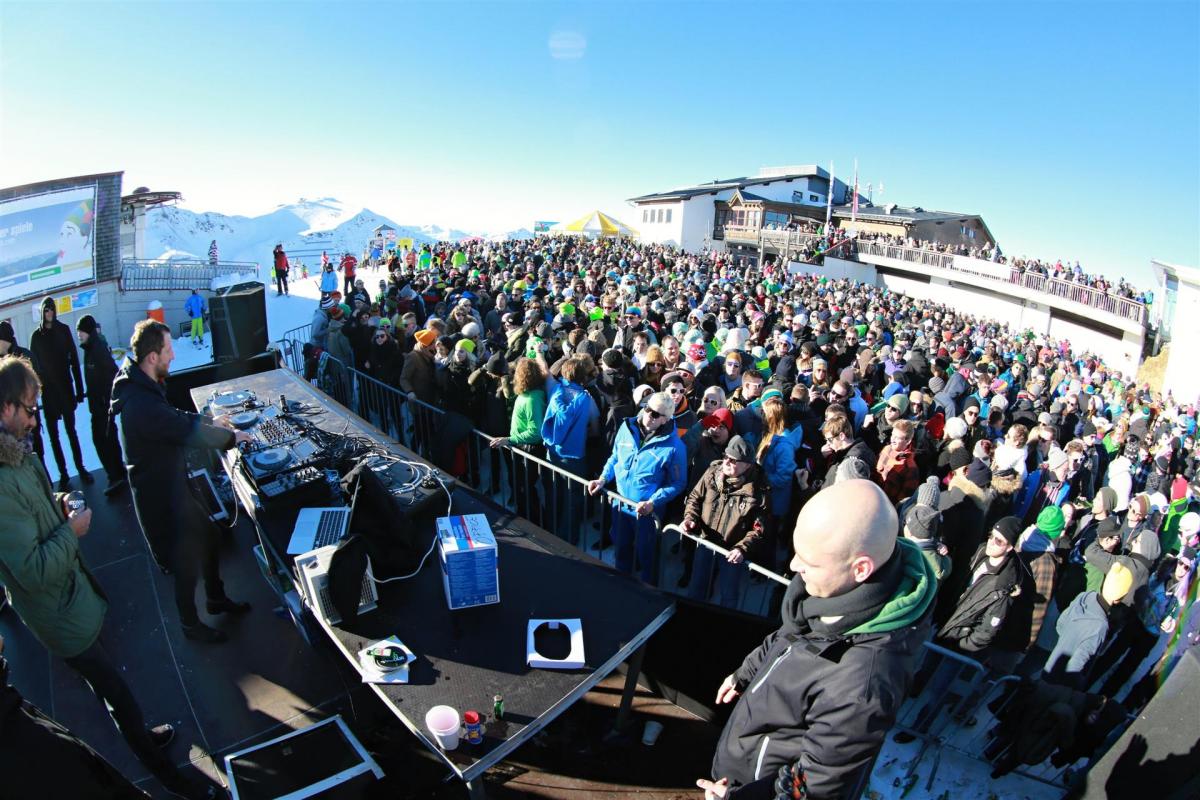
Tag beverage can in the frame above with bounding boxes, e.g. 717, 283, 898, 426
463, 710, 483, 744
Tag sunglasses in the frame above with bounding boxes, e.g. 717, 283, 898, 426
18, 401, 37, 416
667, 387, 683, 394
645, 408, 665, 420
830, 392, 847, 401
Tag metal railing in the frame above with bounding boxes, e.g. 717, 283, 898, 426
759, 229, 823, 253
852, 240, 1147, 323
277, 322, 1120, 793
120, 258, 260, 291
274, 322, 791, 617
888, 641, 1133, 793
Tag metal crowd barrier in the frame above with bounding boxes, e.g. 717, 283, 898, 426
277, 321, 1118, 792
890, 642, 1110, 793
272, 323, 792, 617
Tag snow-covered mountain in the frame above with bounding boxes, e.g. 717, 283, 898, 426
145, 197, 518, 263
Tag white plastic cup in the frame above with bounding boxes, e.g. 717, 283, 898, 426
426, 705, 461, 751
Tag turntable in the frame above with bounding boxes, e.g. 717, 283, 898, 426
211, 390, 256, 412
249, 447, 292, 475
230, 410, 260, 429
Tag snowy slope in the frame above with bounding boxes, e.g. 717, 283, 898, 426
145, 197, 513, 265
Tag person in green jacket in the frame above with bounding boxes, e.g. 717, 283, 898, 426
491, 356, 548, 524
0, 357, 217, 800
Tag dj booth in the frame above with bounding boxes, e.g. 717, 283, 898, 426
190, 369, 675, 798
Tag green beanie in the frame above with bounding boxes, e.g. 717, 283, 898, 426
1036, 505, 1065, 539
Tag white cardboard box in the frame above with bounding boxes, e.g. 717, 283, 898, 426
527, 618, 586, 669
436, 514, 500, 610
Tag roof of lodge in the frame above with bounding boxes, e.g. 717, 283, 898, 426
831, 204, 982, 223
628, 167, 830, 203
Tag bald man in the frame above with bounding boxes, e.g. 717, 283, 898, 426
699, 480, 938, 800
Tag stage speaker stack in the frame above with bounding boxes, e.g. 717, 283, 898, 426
1078, 648, 1200, 799
211, 282, 268, 364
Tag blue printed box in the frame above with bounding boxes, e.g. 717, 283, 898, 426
436, 514, 500, 610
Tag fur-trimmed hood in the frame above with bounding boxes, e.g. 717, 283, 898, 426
949, 470, 990, 507
990, 469, 1024, 496
0, 430, 27, 468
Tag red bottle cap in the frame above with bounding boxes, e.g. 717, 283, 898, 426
463, 710, 480, 725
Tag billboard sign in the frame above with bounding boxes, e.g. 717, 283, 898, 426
0, 186, 97, 305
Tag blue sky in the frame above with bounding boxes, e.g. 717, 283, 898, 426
1, 1, 1196, 286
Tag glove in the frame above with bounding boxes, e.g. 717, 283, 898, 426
75, 392, 85, 404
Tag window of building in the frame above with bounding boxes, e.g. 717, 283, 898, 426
809, 194, 820, 202
657, 209, 664, 223
765, 211, 789, 228
665, 209, 672, 223
643, 209, 649, 223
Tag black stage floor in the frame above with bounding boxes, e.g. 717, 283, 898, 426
1, 468, 718, 799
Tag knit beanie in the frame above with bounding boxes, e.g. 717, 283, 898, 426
966, 458, 993, 488
836, 456, 872, 483
994, 516, 1023, 547
1095, 486, 1118, 514
1036, 505, 1066, 539
916, 475, 940, 508
1101, 561, 1135, 605
0, 321, 13, 346
905, 505, 941, 541
945, 417, 968, 440
75, 315, 98, 336
724, 435, 755, 464
414, 329, 436, 348
456, 338, 476, 354
701, 408, 734, 433
948, 447, 972, 472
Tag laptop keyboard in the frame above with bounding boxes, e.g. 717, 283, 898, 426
314, 510, 348, 548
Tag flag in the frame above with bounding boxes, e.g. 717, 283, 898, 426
824, 161, 834, 235
851, 160, 859, 223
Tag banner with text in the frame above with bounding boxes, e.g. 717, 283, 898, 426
0, 186, 97, 306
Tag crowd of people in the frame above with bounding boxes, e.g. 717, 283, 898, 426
0, 229, 1191, 799
289, 233, 1195, 796
851, 231, 1152, 306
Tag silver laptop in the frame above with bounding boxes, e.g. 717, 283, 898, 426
286, 507, 352, 555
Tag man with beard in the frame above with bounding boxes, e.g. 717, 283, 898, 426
111, 320, 252, 644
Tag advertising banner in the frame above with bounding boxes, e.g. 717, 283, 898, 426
0, 186, 97, 305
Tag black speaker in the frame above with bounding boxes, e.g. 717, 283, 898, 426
1077, 648, 1200, 799
210, 282, 267, 364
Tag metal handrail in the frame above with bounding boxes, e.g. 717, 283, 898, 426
852, 240, 1147, 323
660, 523, 790, 586
119, 258, 261, 292
268, 331, 787, 613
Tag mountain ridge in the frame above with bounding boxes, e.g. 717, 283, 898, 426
145, 198, 531, 263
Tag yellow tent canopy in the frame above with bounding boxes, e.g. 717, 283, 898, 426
551, 210, 639, 239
